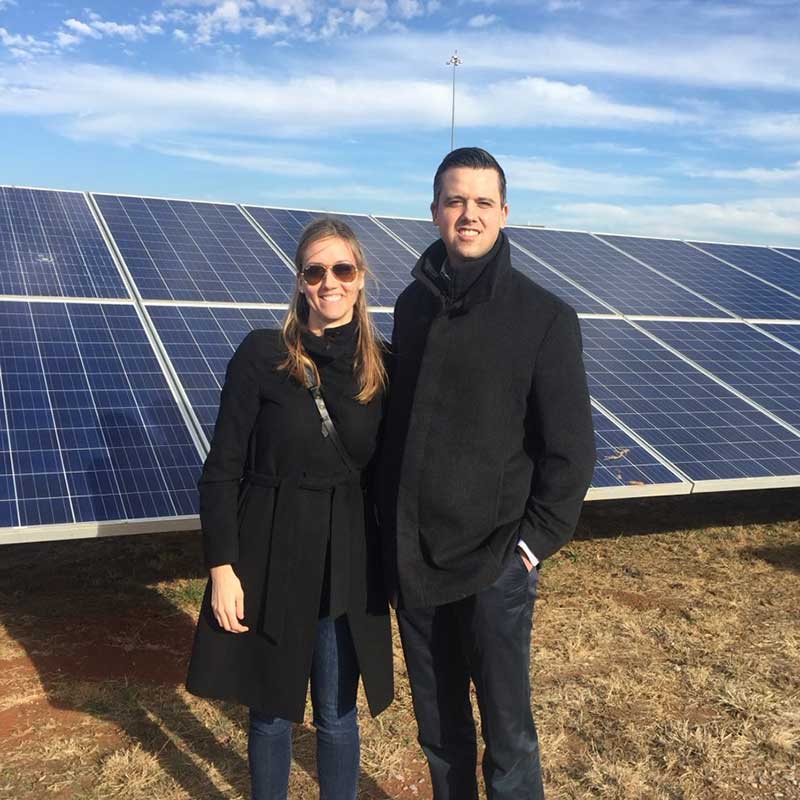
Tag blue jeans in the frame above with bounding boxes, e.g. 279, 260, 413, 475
248, 615, 360, 800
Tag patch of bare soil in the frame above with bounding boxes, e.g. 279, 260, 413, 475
0, 488, 798, 799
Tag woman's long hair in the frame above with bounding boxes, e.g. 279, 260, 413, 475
279, 217, 387, 403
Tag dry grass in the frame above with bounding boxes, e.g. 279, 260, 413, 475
0, 488, 798, 800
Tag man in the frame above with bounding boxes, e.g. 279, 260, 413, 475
380, 148, 596, 799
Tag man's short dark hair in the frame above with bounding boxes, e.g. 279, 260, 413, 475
432, 147, 507, 207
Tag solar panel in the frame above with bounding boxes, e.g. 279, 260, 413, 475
508, 228, 728, 318
754, 323, 800, 352
148, 305, 284, 438
377, 217, 610, 314
689, 242, 800, 298
245, 207, 415, 307
370, 310, 394, 343
599, 235, 800, 320
774, 248, 800, 263
0, 187, 128, 299
580, 318, 800, 484
243, 206, 314, 261
590, 408, 685, 491
0, 301, 201, 530
93, 195, 295, 303
638, 321, 800, 429
376, 216, 438, 254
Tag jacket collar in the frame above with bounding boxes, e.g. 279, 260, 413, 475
411, 230, 511, 313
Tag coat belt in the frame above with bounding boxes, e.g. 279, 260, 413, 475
245, 470, 362, 644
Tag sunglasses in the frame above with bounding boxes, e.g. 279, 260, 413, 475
301, 262, 359, 286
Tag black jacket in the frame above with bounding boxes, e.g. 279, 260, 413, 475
186, 321, 393, 722
379, 232, 596, 609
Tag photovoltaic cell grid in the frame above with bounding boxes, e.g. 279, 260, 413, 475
600, 235, 800, 320
93, 195, 295, 303
774, 248, 800, 263
638, 321, 800, 429
0, 187, 127, 299
755, 324, 800, 353
370, 311, 394, 343
148, 305, 284, 438
580, 318, 800, 482
0, 301, 200, 528
690, 242, 800, 298
245, 206, 416, 306
375, 216, 438, 254
590, 408, 683, 489
243, 206, 315, 259
509, 227, 727, 318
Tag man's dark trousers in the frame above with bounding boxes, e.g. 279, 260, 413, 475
397, 552, 544, 800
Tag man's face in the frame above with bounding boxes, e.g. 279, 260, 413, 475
431, 166, 509, 266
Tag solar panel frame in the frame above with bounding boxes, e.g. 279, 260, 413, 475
587, 405, 690, 498
0, 299, 205, 543
599, 233, 800, 321
0, 186, 129, 300
507, 227, 732, 318
580, 317, 800, 489
687, 241, 800, 301
147, 304, 286, 442
754, 323, 800, 353
772, 247, 800, 264
92, 193, 296, 304
636, 320, 800, 430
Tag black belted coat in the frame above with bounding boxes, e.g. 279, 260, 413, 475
186, 321, 393, 722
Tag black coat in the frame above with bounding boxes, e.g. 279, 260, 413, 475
186, 321, 393, 722
379, 232, 596, 609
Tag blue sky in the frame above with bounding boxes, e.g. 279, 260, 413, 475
1, 0, 799, 245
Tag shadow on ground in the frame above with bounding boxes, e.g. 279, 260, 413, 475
0, 532, 392, 799
746, 541, 800, 575
577, 487, 800, 540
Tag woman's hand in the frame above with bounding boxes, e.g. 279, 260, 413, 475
210, 565, 249, 633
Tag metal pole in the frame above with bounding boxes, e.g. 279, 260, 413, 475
446, 51, 462, 151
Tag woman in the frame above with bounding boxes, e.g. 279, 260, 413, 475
186, 218, 393, 800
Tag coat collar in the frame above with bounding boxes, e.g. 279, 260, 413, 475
411, 230, 511, 313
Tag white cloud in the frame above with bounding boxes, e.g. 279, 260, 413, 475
468, 14, 498, 28
361, 31, 800, 91
64, 19, 100, 38
687, 161, 800, 184
736, 113, 800, 143
553, 198, 800, 245
149, 139, 344, 177
583, 142, 653, 156
54, 31, 81, 48
395, 0, 423, 18
255, 0, 315, 25
173, 28, 190, 41
0, 62, 692, 144
546, 0, 582, 10
502, 156, 659, 197
57, 13, 165, 45
0, 27, 53, 57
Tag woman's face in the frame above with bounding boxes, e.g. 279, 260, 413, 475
299, 236, 365, 334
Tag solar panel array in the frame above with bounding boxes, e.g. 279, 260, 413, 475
599, 234, 800, 320
3, 185, 800, 541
